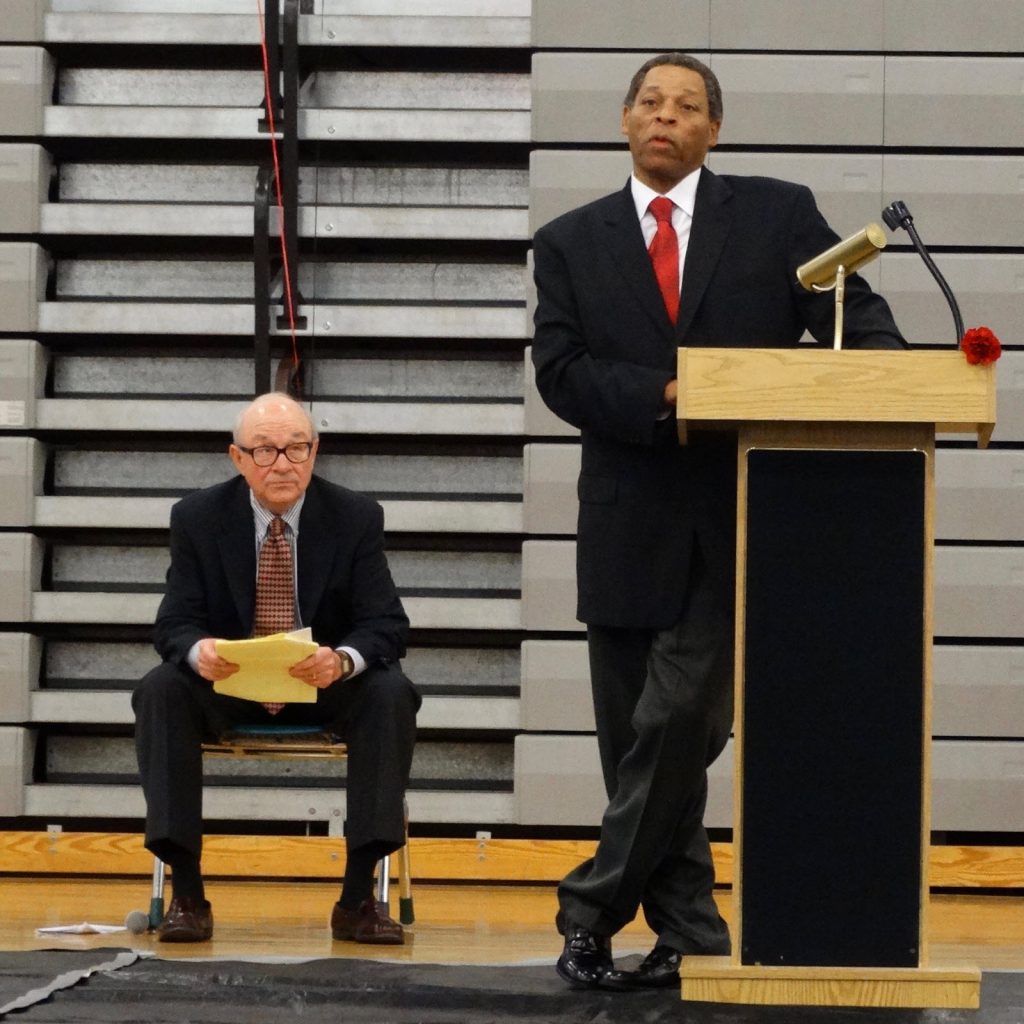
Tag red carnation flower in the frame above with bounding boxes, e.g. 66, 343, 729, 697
960, 326, 1002, 366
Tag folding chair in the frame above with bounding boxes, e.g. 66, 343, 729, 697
146, 723, 413, 930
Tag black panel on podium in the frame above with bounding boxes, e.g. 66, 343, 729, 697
741, 448, 925, 967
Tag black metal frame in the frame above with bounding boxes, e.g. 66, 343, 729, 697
253, 0, 303, 397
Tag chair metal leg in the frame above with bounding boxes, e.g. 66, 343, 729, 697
149, 857, 166, 930
398, 842, 414, 925
375, 854, 390, 906
398, 797, 414, 924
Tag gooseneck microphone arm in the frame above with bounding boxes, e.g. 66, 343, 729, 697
882, 200, 964, 344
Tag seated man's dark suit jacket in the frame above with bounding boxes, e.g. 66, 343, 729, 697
136, 472, 416, 859
532, 170, 906, 630
154, 474, 408, 668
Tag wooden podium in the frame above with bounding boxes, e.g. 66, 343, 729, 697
674, 348, 995, 1008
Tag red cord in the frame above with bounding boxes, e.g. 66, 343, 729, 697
256, 0, 300, 383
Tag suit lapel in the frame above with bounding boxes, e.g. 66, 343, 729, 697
295, 479, 337, 628
217, 480, 257, 632
597, 184, 674, 338
676, 168, 734, 340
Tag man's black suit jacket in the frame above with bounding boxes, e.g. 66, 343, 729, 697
532, 170, 906, 630
154, 474, 408, 670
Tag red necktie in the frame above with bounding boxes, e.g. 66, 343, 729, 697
252, 516, 293, 715
648, 196, 679, 324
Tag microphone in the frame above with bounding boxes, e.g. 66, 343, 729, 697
882, 200, 964, 345
124, 909, 150, 934
796, 223, 887, 291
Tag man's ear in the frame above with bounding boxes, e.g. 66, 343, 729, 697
228, 443, 245, 473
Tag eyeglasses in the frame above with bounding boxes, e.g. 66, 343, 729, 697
237, 442, 313, 467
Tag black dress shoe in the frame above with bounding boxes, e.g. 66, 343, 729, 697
555, 923, 613, 989
330, 898, 404, 945
156, 896, 213, 943
598, 944, 682, 990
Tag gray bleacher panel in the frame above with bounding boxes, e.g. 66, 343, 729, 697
520, 539, 578, 632
530, 150, 890, 240
0, 728, 33, 816
0, 634, 39, 724
44, 68, 531, 142
50, 354, 523, 400
51, 449, 522, 500
0, 533, 41, 622
933, 646, 1024, 738
883, 0, 1024, 52
29, 590, 518, 631
521, 638, 1024, 742
708, 0, 885, 51
37, 641, 519, 701
47, 543, 520, 597
934, 548, 1024, 639
50, 161, 526, 237
884, 58, 1024, 148
936, 451, 1024, 542
43, 732, 513, 789
880, 256, 1024, 351
0, 243, 46, 333
22, 783, 516, 829
522, 442, 578, 535
27, 689, 518, 732
531, 52, 886, 146
0, 340, 45, 431
931, 742, 1024, 832
523, 539, 1024, 640
0, 437, 44, 527
32, 398, 524, 438
515, 734, 1024, 830
529, 150, 1022, 265
37, 1, 530, 49
515, 734, 733, 827
710, 55, 884, 147
524, 443, 1024, 545
0, 0, 44, 42
528, 151, 632, 235
0, 47, 52, 136
531, 0, 709, 49
0, 145, 48, 234
38, 256, 527, 338
519, 638, 592, 732
531, 52, 660, 144
709, 153, 886, 240
881, 156, 1024, 250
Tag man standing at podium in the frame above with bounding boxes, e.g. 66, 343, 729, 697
531, 52, 905, 991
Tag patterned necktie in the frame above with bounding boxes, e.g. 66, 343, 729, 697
253, 516, 294, 715
648, 196, 679, 324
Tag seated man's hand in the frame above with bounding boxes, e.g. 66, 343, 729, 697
290, 646, 344, 689
196, 638, 240, 682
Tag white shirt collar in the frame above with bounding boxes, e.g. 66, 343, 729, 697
629, 165, 703, 222
250, 491, 305, 539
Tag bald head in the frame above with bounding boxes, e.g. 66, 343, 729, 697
233, 392, 317, 444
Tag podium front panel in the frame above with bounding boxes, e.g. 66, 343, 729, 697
740, 447, 925, 967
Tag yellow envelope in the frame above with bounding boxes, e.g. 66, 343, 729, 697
213, 628, 319, 704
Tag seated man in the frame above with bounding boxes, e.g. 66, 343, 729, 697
133, 392, 419, 944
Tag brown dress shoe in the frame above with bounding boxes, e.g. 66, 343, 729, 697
156, 896, 214, 943
330, 898, 404, 945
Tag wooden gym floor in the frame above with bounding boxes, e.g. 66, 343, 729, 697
4, 877, 1023, 972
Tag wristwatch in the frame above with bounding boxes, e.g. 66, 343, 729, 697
337, 649, 353, 680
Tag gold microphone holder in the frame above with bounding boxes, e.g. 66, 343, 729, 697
811, 265, 848, 351
796, 223, 887, 351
